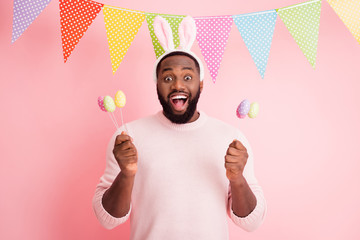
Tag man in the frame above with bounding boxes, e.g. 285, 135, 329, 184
92, 51, 266, 239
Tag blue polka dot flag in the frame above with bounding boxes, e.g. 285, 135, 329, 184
11, 0, 52, 43
232, 10, 277, 79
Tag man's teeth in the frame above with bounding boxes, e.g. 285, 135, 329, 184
171, 95, 187, 100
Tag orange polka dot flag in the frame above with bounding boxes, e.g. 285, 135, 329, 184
103, 6, 145, 74
59, 0, 104, 62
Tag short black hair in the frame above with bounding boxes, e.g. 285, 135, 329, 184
156, 51, 200, 79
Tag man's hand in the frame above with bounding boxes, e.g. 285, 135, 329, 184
225, 140, 248, 183
113, 131, 138, 177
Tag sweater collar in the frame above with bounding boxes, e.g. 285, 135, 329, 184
156, 110, 207, 131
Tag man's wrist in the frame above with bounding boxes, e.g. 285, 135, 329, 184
229, 174, 247, 187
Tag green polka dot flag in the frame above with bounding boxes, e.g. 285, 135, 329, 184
145, 13, 185, 58
277, 0, 321, 68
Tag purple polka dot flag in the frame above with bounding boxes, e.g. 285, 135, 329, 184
194, 16, 233, 83
11, 0, 52, 43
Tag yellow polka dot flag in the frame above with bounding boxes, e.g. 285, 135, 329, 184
103, 6, 145, 74
277, 0, 322, 68
327, 0, 360, 45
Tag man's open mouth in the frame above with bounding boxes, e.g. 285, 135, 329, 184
170, 94, 189, 112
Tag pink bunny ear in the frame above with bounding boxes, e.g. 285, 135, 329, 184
178, 16, 196, 50
153, 15, 174, 51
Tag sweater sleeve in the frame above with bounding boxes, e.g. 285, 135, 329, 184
227, 131, 267, 231
92, 130, 131, 229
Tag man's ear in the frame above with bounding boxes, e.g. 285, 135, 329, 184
200, 80, 204, 93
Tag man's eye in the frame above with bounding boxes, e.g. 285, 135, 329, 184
164, 76, 173, 82
184, 76, 192, 81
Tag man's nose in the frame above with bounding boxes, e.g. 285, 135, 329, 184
171, 78, 185, 91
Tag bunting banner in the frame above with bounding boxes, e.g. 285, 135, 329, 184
10, 0, 360, 79
59, 0, 103, 62
103, 6, 145, 74
327, 0, 360, 44
145, 13, 185, 58
195, 16, 233, 83
233, 10, 277, 78
11, 0, 52, 43
277, 0, 322, 68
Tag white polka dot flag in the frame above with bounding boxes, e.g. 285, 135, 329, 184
194, 16, 233, 83
277, 0, 322, 68
11, 0, 52, 43
59, 0, 103, 63
145, 13, 185, 58
327, 0, 360, 45
232, 10, 277, 79
103, 6, 145, 74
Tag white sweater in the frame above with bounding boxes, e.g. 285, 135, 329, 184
93, 111, 266, 240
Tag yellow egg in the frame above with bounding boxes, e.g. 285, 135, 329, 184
115, 90, 126, 108
248, 102, 259, 118
103, 96, 116, 112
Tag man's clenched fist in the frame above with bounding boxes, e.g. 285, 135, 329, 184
113, 131, 138, 177
224, 140, 248, 183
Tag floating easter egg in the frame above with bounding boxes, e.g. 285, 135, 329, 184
103, 96, 116, 113
236, 99, 250, 119
248, 102, 259, 118
98, 96, 106, 112
114, 90, 126, 108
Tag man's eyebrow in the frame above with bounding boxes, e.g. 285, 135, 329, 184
161, 66, 194, 73
162, 67, 173, 73
182, 67, 194, 71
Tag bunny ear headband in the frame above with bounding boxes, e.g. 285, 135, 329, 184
152, 15, 205, 82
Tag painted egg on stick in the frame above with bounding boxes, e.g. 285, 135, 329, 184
115, 90, 126, 108
98, 96, 107, 112
248, 102, 259, 118
103, 96, 116, 113
236, 99, 250, 119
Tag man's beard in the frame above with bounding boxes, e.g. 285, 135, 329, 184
157, 87, 201, 124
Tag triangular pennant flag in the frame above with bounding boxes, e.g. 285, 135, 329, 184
11, 0, 52, 43
195, 16, 233, 83
233, 10, 277, 79
145, 13, 185, 58
277, 0, 321, 68
59, 0, 103, 62
327, 0, 360, 44
103, 6, 145, 74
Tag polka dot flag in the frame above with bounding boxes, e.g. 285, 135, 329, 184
195, 16, 233, 83
277, 0, 322, 68
145, 13, 185, 58
59, 0, 103, 62
327, 0, 360, 45
233, 10, 277, 79
103, 6, 145, 74
11, 0, 52, 43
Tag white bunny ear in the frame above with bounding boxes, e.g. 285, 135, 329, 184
153, 15, 174, 51
178, 16, 196, 50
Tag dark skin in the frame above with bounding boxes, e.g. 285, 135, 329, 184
102, 55, 256, 218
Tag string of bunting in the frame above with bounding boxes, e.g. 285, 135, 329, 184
11, 0, 360, 82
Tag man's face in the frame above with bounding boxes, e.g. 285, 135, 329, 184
156, 55, 203, 124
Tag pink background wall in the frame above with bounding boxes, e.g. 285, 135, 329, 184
1, 0, 360, 239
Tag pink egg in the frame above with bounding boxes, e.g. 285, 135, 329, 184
236, 99, 250, 119
98, 96, 106, 112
